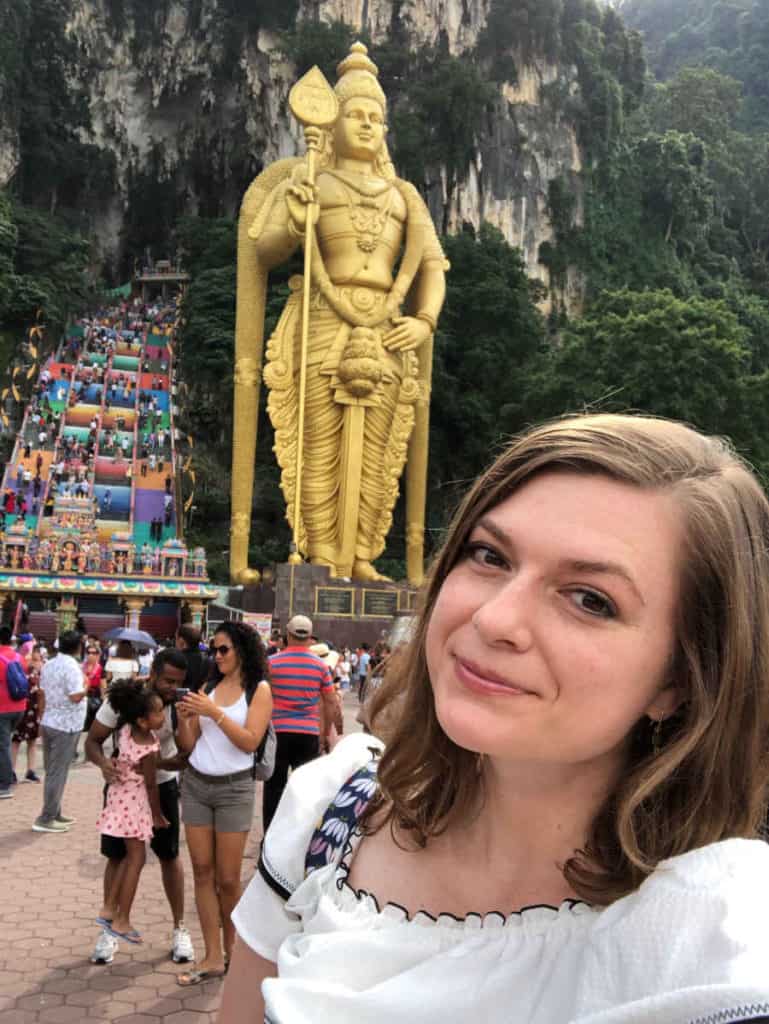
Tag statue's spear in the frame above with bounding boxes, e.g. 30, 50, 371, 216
287, 68, 339, 566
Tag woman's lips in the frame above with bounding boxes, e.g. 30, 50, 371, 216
454, 655, 534, 697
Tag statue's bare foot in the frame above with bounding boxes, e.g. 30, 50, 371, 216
352, 559, 391, 582
234, 568, 261, 585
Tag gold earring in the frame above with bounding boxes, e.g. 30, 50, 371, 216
651, 716, 664, 755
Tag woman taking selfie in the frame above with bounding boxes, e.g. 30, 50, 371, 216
219, 414, 769, 1024
176, 621, 271, 987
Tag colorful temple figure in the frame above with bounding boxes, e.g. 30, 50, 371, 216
192, 547, 207, 578
231, 42, 447, 585
38, 539, 52, 571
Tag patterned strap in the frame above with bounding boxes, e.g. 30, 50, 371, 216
304, 757, 379, 878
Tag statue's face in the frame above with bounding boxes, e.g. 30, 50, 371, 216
334, 96, 386, 162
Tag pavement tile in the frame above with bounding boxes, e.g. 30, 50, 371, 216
39, 1005, 91, 1023
87, 999, 136, 1019
17, 991, 65, 1010
129, 983, 162, 1001
41, 978, 84, 995
0, 979, 40, 998
113, 1016, 167, 1024
0, 1011, 38, 1024
164, 1013, 213, 1024
64, 989, 111, 1007
181, 994, 220, 1012
131, 996, 186, 1016
90, 975, 135, 993
111, 962, 157, 978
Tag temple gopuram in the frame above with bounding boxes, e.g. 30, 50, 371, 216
0, 301, 217, 641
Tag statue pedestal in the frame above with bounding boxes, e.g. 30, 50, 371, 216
273, 562, 417, 649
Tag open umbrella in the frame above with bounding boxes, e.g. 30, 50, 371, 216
101, 626, 157, 649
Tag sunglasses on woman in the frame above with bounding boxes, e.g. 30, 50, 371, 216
210, 644, 233, 656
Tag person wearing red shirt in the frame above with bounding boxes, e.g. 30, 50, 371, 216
0, 625, 28, 798
262, 615, 338, 832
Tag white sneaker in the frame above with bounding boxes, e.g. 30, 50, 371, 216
171, 924, 195, 963
32, 819, 70, 832
90, 929, 118, 965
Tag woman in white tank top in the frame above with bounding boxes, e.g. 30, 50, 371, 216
175, 621, 272, 987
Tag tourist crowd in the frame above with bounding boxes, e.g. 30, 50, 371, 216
0, 614, 383, 989
0, 302, 175, 538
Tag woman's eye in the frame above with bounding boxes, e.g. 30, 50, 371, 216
464, 542, 507, 569
568, 589, 617, 619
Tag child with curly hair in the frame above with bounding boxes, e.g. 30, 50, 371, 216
96, 679, 168, 944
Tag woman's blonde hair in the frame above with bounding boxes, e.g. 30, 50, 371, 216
365, 413, 769, 905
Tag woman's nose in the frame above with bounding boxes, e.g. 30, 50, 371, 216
471, 577, 535, 651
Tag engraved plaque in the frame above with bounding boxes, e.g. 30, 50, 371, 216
362, 589, 398, 618
315, 586, 354, 616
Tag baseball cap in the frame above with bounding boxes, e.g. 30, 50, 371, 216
286, 614, 313, 639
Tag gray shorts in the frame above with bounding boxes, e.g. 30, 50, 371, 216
180, 765, 256, 833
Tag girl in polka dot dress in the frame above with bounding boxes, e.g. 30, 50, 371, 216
96, 680, 169, 944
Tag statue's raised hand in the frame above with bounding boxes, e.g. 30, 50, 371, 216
286, 173, 320, 236
383, 316, 431, 352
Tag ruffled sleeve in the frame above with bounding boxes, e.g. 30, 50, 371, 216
232, 732, 383, 962
575, 838, 769, 1022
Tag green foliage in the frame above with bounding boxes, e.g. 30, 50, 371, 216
280, 19, 361, 81
177, 216, 236, 278
428, 225, 546, 519
0, 193, 93, 332
620, 0, 769, 129
388, 49, 496, 210
526, 288, 769, 473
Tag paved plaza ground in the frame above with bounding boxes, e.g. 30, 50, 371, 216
0, 694, 363, 1024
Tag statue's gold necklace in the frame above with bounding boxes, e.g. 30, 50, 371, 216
326, 169, 395, 255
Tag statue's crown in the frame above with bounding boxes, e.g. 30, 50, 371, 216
335, 41, 386, 110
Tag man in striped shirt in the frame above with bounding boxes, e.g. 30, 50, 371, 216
263, 615, 338, 831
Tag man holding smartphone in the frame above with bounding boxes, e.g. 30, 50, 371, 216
84, 647, 195, 965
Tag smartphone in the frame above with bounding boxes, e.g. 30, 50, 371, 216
175, 687, 191, 700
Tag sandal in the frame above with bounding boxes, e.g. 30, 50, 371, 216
177, 967, 227, 987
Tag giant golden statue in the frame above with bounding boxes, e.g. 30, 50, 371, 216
230, 42, 447, 585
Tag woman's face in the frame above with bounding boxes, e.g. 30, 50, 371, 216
213, 632, 239, 676
425, 472, 682, 778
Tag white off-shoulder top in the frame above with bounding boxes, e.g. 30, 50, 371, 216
232, 733, 769, 1024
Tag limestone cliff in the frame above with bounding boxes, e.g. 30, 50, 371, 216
12, 0, 586, 309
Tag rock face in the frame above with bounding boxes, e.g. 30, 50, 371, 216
24, 0, 585, 308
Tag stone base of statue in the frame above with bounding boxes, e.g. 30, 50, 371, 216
273, 562, 417, 649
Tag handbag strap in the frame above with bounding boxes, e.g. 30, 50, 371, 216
304, 754, 380, 879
